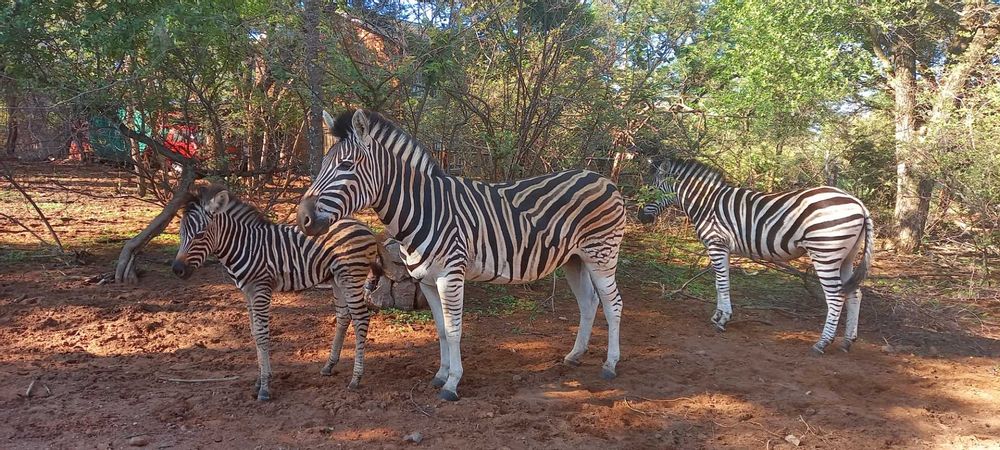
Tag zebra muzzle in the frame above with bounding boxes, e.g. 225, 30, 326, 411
297, 196, 331, 236
172, 259, 192, 280
637, 208, 656, 225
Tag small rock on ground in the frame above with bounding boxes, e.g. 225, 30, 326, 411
403, 431, 423, 444
127, 435, 150, 447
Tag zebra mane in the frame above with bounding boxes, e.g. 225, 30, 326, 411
359, 110, 447, 176
330, 110, 355, 139
187, 184, 271, 224
661, 158, 729, 185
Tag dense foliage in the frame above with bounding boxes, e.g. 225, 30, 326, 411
1, 0, 997, 253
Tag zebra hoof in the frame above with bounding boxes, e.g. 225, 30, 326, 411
601, 367, 617, 381
562, 357, 582, 367
841, 339, 855, 353
713, 322, 726, 333
438, 389, 460, 402
256, 389, 271, 402
320, 365, 334, 376
430, 377, 447, 388
347, 379, 360, 390
810, 344, 826, 355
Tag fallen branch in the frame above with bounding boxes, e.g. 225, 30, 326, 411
156, 374, 239, 383
0, 160, 64, 252
409, 382, 433, 418
24, 377, 37, 398
114, 164, 195, 284
623, 396, 651, 416
665, 267, 712, 299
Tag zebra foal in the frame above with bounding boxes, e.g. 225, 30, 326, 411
172, 185, 382, 400
297, 110, 626, 401
639, 158, 873, 353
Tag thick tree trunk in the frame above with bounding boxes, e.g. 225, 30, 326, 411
303, 0, 325, 177
114, 164, 195, 284
890, 25, 931, 254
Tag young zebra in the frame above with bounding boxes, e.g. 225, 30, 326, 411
297, 110, 626, 401
638, 157, 873, 354
172, 185, 382, 401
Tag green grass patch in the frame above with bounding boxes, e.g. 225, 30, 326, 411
380, 308, 434, 325
470, 294, 538, 317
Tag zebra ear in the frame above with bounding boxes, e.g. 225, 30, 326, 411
322, 110, 339, 144
205, 189, 230, 214
351, 109, 372, 148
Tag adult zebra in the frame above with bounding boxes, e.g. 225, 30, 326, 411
297, 110, 626, 401
172, 185, 382, 401
638, 157, 873, 354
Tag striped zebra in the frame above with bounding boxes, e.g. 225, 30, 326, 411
638, 157, 873, 354
297, 110, 626, 401
172, 185, 382, 401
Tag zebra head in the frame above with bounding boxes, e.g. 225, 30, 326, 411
637, 157, 678, 224
173, 186, 229, 279
298, 109, 379, 236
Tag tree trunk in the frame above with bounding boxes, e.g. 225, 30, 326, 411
890, 25, 931, 253
114, 164, 195, 284
303, 0, 326, 177
4, 83, 18, 155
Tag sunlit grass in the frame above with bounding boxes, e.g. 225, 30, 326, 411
380, 307, 434, 325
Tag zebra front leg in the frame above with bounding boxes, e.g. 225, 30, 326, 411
588, 265, 623, 380
243, 284, 274, 401
321, 305, 350, 376
434, 274, 466, 401
708, 244, 733, 331
562, 258, 599, 367
418, 281, 450, 390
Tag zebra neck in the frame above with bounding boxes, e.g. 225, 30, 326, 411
211, 216, 269, 270
370, 129, 451, 250
676, 178, 731, 223
372, 159, 442, 252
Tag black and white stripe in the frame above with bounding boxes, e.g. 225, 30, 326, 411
297, 110, 626, 401
172, 185, 382, 400
639, 158, 873, 353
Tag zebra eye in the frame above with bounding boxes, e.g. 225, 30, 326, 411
338, 160, 355, 170
194, 230, 206, 240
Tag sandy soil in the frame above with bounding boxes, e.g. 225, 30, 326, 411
1, 161, 998, 449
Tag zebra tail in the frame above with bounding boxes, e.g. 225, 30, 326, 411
363, 242, 387, 295
841, 214, 873, 294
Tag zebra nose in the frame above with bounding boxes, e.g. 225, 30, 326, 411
637, 208, 655, 224
297, 195, 329, 236
172, 259, 191, 279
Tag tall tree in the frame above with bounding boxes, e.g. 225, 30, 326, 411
303, 0, 326, 176
866, 0, 1000, 252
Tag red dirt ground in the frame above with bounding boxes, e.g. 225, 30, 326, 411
1, 161, 998, 449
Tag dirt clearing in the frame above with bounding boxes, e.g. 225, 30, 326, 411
2, 162, 998, 449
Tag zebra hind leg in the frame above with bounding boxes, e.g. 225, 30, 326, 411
841, 290, 861, 352
562, 257, 600, 367
321, 305, 350, 376
345, 285, 371, 390
839, 238, 864, 353
809, 252, 847, 355
587, 264, 623, 381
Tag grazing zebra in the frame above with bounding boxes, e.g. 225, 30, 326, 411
297, 110, 626, 401
172, 185, 382, 401
638, 157, 873, 354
